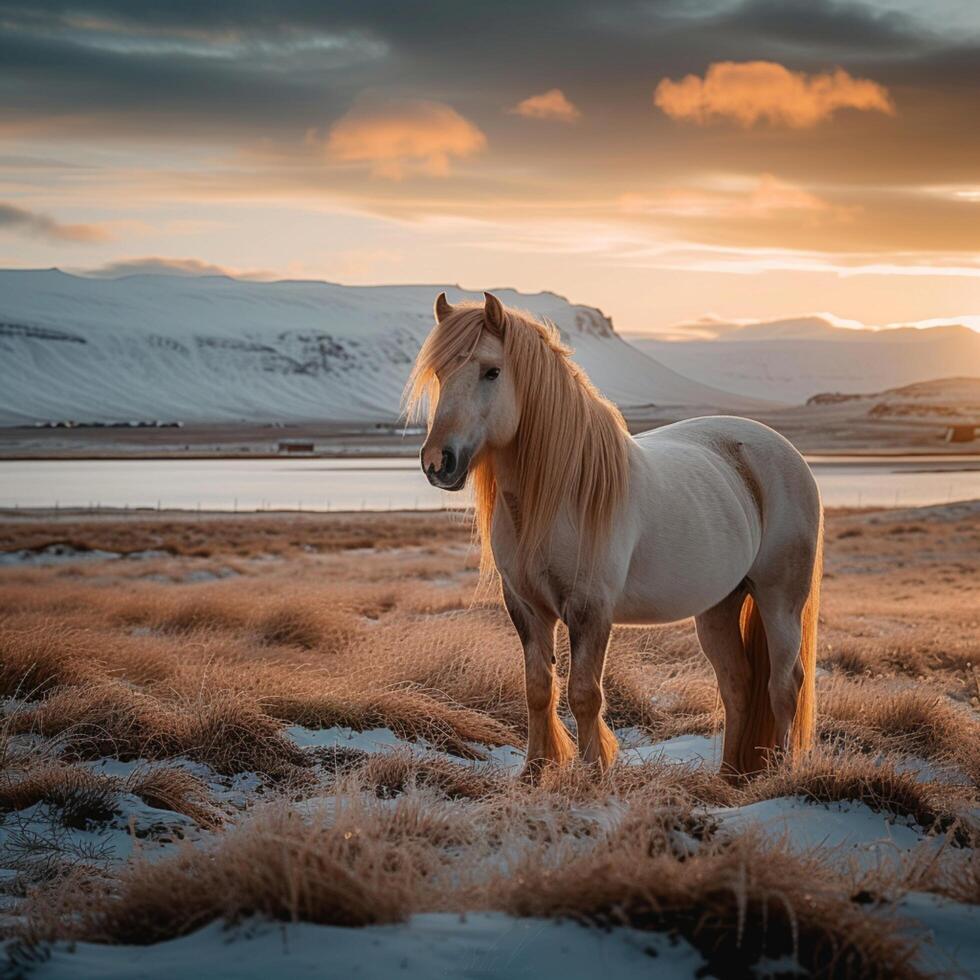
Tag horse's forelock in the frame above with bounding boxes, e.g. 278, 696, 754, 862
404, 304, 485, 422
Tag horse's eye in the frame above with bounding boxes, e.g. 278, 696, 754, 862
483, 367, 500, 381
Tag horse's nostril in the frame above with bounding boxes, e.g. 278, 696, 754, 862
442, 448, 456, 476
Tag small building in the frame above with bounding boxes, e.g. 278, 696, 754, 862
944, 425, 977, 444
277, 440, 315, 454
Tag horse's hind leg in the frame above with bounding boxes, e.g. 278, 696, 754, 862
502, 583, 575, 780
752, 585, 806, 752
695, 587, 750, 777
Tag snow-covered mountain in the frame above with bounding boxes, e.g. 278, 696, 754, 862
0, 270, 763, 425
629, 316, 980, 404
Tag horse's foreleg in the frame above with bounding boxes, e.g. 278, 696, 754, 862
503, 585, 574, 780
566, 605, 617, 772
695, 588, 751, 779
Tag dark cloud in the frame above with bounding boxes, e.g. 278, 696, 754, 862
80, 256, 277, 278
709, 0, 928, 56
0, 0, 977, 263
0, 201, 107, 242
0, 0, 973, 141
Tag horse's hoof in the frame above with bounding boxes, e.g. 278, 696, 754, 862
518, 762, 544, 785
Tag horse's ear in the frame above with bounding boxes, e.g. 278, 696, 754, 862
483, 292, 505, 335
434, 292, 454, 323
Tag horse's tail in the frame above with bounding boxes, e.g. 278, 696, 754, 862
735, 517, 823, 776
735, 594, 775, 776
792, 516, 823, 755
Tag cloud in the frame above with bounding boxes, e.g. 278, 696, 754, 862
656, 311, 980, 342
82, 256, 275, 279
509, 88, 581, 122
654, 61, 895, 127
620, 174, 836, 219
0, 202, 108, 242
326, 99, 486, 179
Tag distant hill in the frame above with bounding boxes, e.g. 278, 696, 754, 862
629, 315, 980, 404
807, 376, 980, 421
0, 270, 764, 426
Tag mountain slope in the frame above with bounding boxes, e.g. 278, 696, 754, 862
629, 316, 980, 404
0, 270, 764, 425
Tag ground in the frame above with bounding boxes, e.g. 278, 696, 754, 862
0, 503, 978, 978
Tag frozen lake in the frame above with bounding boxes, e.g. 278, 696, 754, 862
0, 455, 977, 512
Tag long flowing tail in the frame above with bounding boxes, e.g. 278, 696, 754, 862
735, 594, 775, 775
792, 518, 822, 754
734, 519, 823, 775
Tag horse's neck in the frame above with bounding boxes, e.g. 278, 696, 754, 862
483, 445, 517, 526
486, 435, 579, 535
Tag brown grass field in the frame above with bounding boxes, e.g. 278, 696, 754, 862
1, 503, 978, 977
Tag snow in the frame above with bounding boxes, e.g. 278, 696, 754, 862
0, 270, 760, 426
288, 724, 719, 775
0, 795, 199, 868
286, 724, 526, 775
618, 729, 721, 766
0, 545, 171, 566
900, 893, 980, 980
19, 913, 706, 980
712, 796, 935, 872
0, 544, 120, 565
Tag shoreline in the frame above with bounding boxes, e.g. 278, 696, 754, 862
2, 499, 976, 522
1, 450, 979, 462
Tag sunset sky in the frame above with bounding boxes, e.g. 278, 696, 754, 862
1, 0, 978, 334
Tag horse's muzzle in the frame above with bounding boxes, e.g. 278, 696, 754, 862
423, 446, 470, 491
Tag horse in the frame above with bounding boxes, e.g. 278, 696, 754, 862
407, 291, 823, 780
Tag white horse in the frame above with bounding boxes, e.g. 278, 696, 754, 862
408, 292, 822, 780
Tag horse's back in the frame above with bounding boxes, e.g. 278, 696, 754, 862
635, 415, 798, 461
634, 415, 817, 514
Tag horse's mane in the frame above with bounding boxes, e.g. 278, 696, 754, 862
406, 301, 630, 574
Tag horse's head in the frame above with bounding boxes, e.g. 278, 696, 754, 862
415, 292, 519, 491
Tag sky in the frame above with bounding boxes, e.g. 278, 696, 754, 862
1, 0, 978, 335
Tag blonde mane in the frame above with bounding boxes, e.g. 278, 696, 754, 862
406, 301, 630, 574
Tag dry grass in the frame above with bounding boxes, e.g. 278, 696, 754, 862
0, 763, 118, 829
0, 625, 103, 698
122, 766, 218, 827
747, 749, 977, 842
0, 762, 221, 831
820, 678, 980, 784
1, 504, 978, 972
351, 750, 505, 801
7, 680, 309, 779
495, 823, 928, 979
0, 511, 472, 560
16, 788, 933, 978
24, 803, 421, 945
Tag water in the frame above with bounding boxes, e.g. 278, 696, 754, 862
0, 456, 977, 512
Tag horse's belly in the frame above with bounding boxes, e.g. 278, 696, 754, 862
613, 572, 740, 624
611, 434, 763, 623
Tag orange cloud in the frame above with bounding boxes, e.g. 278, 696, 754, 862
510, 89, 581, 122
654, 61, 894, 128
327, 99, 486, 179
619, 174, 839, 219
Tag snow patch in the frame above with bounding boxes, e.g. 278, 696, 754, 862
712, 796, 937, 872
17, 913, 706, 980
